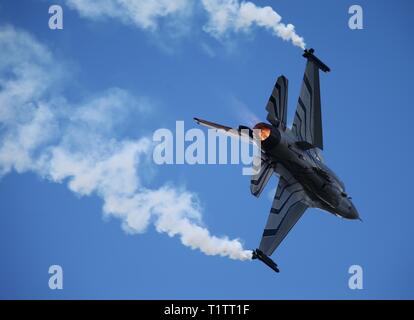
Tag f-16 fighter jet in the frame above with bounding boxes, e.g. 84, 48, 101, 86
194, 49, 360, 273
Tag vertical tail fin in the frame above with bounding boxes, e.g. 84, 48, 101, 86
266, 76, 288, 129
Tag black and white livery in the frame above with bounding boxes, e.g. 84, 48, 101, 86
194, 49, 359, 273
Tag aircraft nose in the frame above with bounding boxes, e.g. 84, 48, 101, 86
338, 197, 359, 220
345, 200, 360, 220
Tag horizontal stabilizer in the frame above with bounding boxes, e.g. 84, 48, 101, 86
250, 157, 273, 197
194, 117, 256, 143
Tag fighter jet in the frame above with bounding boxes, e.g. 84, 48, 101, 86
194, 49, 360, 273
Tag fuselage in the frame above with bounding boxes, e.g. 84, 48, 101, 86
256, 122, 359, 220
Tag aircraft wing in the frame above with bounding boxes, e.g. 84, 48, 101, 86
266, 75, 288, 129
258, 165, 309, 257
292, 49, 329, 150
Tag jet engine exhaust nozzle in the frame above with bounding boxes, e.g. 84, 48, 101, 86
253, 123, 281, 150
253, 123, 271, 141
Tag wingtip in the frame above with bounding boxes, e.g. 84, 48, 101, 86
252, 248, 280, 273
302, 48, 331, 73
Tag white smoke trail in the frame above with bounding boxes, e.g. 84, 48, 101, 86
0, 26, 252, 261
202, 0, 306, 49
65, 0, 306, 49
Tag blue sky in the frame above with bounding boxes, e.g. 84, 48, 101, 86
0, 0, 413, 299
